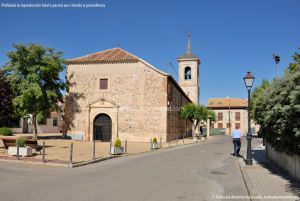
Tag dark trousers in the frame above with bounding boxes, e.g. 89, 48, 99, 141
233, 138, 241, 155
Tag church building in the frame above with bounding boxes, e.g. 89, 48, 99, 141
66, 34, 200, 142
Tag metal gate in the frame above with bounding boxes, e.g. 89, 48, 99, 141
93, 114, 112, 141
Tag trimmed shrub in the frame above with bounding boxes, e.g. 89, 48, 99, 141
0, 127, 12, 136
114, 138, 122, 148
16, 137, 26, 147
152, 137, 158, 144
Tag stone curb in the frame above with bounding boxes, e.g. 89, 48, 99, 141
238, 158, 262, 201
0, 158, 69, 167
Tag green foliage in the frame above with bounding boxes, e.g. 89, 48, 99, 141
114, 138, 122, 148
152, 137, 158, 144
251, 49, 300, 155
3, 44, 66, 139
0, 127, 13, 136
16, 137, 26, 147
207, 109, 216, 122
0, 70, 14, 126
180, 103, 209, 122
181, 103, 210, 137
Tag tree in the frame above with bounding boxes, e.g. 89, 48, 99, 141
181, 103, 209, 137
251, 49, 300, 155
0, 70, 14, 126
4, 44, 66, 139
251, 79, 270, 125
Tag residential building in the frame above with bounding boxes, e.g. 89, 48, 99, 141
207, 98, 258, 135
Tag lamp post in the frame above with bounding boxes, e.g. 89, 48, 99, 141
243, 72, 255, 165
273, 54, 280, 77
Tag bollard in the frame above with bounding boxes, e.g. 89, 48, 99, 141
169, 138, 171, 147
125, 140, 127, 154
93, 141, 96, 160
42, 141, 45, 162
176, 134, 178, 146
183, 133, 185, 144
17, 144, 20, 160
149, 138, 152, 150
160, 137, 162, 148
69, 142, 73, 165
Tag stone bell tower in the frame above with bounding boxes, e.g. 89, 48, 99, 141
178, 32, 200, 104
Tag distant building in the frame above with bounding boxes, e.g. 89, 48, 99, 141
207, 98, 258, 135
11, 112, 61, 134
65, 34, 200, 142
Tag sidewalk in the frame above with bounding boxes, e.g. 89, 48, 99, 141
239, 144, 300, 201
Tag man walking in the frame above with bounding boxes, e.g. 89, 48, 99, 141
231, 126, 241, 157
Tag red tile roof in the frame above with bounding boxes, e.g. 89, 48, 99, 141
67, 48, 140, 64
208, 98, 248, 108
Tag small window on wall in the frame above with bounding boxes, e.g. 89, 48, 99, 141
100, 79, 108, 90
218, 112, 223, 121
53, 117, 58, 126
211, 123, 214, 128
184, 67, 191, 80
218, 123, 223, 128
235, 112, 240, 121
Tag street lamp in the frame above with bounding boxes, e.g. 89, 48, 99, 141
243, 72, 255, 165
273, 54, 280, 77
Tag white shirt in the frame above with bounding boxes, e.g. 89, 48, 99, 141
231, 129, 241, 139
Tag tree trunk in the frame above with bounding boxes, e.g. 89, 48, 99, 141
192, 120, 199, 138
32, 114, 38, 140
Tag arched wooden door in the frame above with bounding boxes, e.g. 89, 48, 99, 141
93, 114, 112, 141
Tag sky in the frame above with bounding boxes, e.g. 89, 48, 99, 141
0, 0, 299, 104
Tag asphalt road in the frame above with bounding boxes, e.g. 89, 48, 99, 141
0, 135, 261, 201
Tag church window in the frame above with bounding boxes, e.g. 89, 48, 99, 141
184, 67, 191, 80
100, 79, 108, 90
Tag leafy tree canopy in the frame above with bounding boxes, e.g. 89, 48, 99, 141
0, 70, 14, 126
251, 48, 300, 155
4, 44, 66, 139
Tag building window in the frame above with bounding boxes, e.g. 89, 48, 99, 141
218, 112, 223, 121
53, 117, 58, 126
211, 123, 214, 128
235, 112, 240, 121
184, 67, 191, 80
100, 79, 108, 90
218, 123, 223, 128
235, 123, 240, 129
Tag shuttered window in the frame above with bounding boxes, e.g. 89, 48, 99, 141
218, 112, 223, 121
218, 123, 223, 128
100, 79, 108, 90
235, 112, 240, 121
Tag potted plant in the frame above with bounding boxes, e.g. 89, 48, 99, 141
110, 138, 124, 155
152, 137, 160, 149
8, 137, 33, 157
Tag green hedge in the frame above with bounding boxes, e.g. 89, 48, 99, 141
251, 49, 300, 155
0, 127, 13, 136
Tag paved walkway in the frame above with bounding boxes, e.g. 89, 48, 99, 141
239, 144, 300, 201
